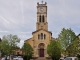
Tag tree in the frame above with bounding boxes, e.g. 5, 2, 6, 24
22, 43, 33, 60
47, 40, 61, 60
58, 28, 76, 50
1, 34, 20, 55
66, 35, 80, 56
66, 42, 77, 56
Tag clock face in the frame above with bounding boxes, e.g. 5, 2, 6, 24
40, 8, 44, 12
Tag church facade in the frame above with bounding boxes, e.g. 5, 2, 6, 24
24, 2, 55, 58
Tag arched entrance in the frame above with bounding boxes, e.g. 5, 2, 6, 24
38, 43, 45, 57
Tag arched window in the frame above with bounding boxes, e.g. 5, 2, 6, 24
38, 33, 46, 40
42, 15, 44, 22
44, 34, 46, 39
39, 15, 41, 22
38, 34, 40, 39
41, 33, 43, 39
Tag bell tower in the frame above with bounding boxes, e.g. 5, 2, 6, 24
36, 2, 48, 31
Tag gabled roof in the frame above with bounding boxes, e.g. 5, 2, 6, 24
51, 37, 56, 40
78, 34, 80, 39
32, 29, 52, 35
24, 37, 33, 42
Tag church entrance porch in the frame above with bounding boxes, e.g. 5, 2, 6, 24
38, 43, 45, 57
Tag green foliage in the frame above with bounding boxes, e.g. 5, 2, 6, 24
0, 34, 20, 55
66, 36, 80, 56
58, 28, 76, 50
22, 43, 33, 60
77, 54, 80, 58
47, 40, 61, 60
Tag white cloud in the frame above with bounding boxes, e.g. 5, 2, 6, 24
18, 40, 24, 48
0, 0, 80, 47
0, 30, 9, 33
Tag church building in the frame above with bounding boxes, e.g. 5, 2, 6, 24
24, 1, 55, 58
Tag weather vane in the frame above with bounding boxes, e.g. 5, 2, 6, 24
41, 0, 43, 4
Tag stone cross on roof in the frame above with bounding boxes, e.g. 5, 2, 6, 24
41, 0, 43, 4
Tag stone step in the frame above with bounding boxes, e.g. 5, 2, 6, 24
36, 57, 47, 60
30, 57, 52, 60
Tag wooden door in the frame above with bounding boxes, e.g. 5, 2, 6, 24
39, 49, 44, 57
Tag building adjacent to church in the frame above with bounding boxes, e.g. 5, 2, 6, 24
24, 2, 55, 58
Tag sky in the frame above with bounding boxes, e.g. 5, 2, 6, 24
0, 0, 80, 47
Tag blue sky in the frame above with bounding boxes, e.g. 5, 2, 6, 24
0, 0, 80, 47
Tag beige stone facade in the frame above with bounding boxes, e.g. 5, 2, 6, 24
24, 2, 54, 58
15, 49, 22, 55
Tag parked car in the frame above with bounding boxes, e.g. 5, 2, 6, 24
59, 57, 78, 60
18, 56, 23, 60
59, 57, 66, 60
1, 56, 6, 60
13, 56, 18, 60
65, 57, 78, 60
13, 56, 23, 60
1, 55, 15, 60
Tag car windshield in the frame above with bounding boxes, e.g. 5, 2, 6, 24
60, 59, 64, 60
13, 56, 17, 58
18, 56, 22, 58
65, 58, 72, 60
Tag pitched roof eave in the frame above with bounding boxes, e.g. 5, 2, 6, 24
32, 29, 52, 35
